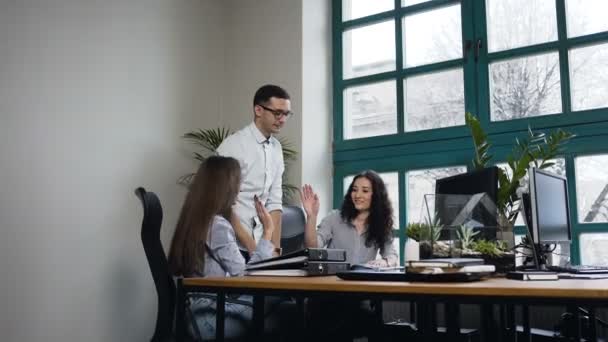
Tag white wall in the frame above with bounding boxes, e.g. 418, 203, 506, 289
0, 0, 225, 341
221, 0, 304, 197
221, 0, 332, 215
0, 0, 332, 341
302, 0, 333, 217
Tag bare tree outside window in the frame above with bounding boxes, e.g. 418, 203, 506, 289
575, 154, 608, 223
407, 166, 466, 223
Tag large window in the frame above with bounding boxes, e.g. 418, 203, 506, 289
333, 0, 608, 265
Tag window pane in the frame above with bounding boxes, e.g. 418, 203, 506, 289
344, 80, 397, 139
404, 68, 464, 132
580, 233, 608, 266
343, 21, 396, 79
489, 52, 562, 121
344, 172, 400, 228
486, 0, 557, 53
575, 154, 608, 223
497, 159, 566, 226
403, 4, 462, 68
401, 0, 429, 7
569, 43, 608, 112
566, 0, 608, 38
342, 0, 394, 21
407, 166, 466, 223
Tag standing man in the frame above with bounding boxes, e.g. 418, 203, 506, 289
217, 84, 293, 258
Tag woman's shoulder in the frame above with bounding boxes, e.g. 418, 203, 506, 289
324, 209, 340, 220
322, 210, 348, 225
211, 215, 232, 230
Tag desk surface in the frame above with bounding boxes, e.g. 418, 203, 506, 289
183, 276, 608, 300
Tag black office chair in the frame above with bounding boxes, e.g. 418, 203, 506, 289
280, 205, 306, 254
137, 187, 273, 341
136, 187, 176, 342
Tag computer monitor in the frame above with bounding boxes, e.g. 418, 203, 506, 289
435, 166, 499, 239
528, 166, 572, 245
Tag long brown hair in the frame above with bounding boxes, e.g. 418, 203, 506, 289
168, 156, 241, 276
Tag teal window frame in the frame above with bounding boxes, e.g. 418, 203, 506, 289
332, 0, 608, 265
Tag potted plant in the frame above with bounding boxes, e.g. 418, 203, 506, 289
463, 113, 574, 272
178, 127, 299, 203
465, 112, 575, 239
405, 222, 426, 261
406, 213, 445, 260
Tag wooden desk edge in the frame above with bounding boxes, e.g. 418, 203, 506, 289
181, 276, 608, 300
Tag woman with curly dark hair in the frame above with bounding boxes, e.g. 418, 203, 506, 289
302, 170, 398, 267
301, 170, 396, 342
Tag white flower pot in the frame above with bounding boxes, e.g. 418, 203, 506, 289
404, 239, 420, 262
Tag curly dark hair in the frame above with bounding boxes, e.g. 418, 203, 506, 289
340, 170, 394, 249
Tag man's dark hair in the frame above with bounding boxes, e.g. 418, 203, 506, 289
253, 84, 290, 106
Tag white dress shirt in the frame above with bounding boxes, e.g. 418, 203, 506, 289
216, 122, 284, 247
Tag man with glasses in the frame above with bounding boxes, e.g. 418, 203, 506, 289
217, 84, 293, 259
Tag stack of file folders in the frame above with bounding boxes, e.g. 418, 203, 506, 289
245, 248, 349, 276
405, 258, 495, 275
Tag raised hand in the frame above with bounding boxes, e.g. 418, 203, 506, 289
254, 195, 274, 240
300, 184, 320, 218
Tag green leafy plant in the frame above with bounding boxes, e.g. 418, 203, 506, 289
470, 239, 505, 258
406, 215, 442, 243
426, 212, 443, 245
456, 225, 480, 250
178, 127, 299, 203
465, 112, 575, 225
406, 222, 429, 242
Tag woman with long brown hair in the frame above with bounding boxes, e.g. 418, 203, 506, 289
168, 156, 276, 340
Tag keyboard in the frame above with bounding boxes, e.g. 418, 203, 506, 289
547, 265, 608, 274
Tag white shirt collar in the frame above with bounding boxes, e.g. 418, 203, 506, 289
248, 122, 271, 144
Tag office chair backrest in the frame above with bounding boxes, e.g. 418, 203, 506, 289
280, 205, 306, 254
136, 187, 175, 342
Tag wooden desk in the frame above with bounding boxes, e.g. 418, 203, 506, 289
176, 276, 608, 341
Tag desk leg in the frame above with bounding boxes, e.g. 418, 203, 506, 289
522, 305, 531, 342
570, 305, 582, 341
588, 307, 597, 342
445, 303, 459, 340
504, 304, 516, 342
480, 304, 495, 341
416, 301, 436, 339
296, 296, 306, 339
252, 295, 265, 339
216, 292, 225, 342
175, 278, 186, 342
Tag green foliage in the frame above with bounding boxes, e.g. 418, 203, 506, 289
470, 239, 505, 258
406, 214, 443, 243
465, 112, 575, 224
465, 112, 493, 170
406, 222, 429, 242
456, 225, 480, 250
178, 127, 299, 204
426, 212, 443, 244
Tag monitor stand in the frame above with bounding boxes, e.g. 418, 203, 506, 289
518, 243, 552, 272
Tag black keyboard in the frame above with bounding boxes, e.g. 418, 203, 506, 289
547, 265, 608, 274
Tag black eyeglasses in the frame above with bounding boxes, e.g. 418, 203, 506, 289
258, 104, 293, 119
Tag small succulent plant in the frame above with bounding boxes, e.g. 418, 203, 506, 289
456, 224, 480, 250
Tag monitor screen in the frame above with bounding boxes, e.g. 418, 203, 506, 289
529, 167, 571, 244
